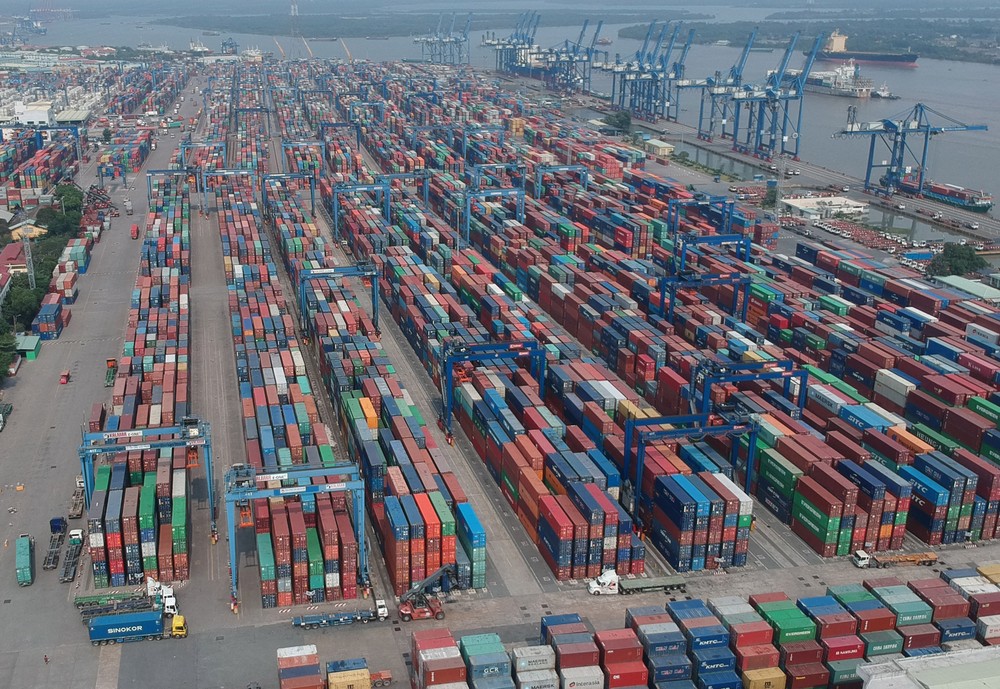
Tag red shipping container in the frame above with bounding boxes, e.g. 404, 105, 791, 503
730, 621, 774, 648
815, 613, 858, 639
853, 607, 896, 634
780, 641, 823, 666
785, 662, 830, 689
555, 641, 600, 669
604, 661, 648, 689
751, 592, 790, 608
421, 657, 467, 686
595, 629, 643, 664
735, 644, 780, 672
899, 624, 941, 650
821, 635, 864, 662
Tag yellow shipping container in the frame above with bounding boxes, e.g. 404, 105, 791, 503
885, 426, 934, 455
328, 669, 371, 689
978, 563, 1000, 583
742, 667, 786, 689
359, 397, 379, 430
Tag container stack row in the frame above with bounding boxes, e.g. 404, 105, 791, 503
83, 177, 194, 587
260, 173, 488, 595
212, 181, 358, 607
276, 645, 325, 689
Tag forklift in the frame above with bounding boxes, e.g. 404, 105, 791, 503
397, 564, 457, 622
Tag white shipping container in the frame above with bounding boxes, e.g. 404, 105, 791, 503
291, 350, 306, 377
511, 646, 556, 673
872, 383, 908, 409
714, 473, 753, 515
559, 666, 603, 689
277, 644, 318, 659
89, 533, 105, 548
324, 572, 340, 588
172, 469, 187, 499
141, 542, 156, 558
874, 321, 906, 338
975, 614, 1000, 640
863, 403, 906, 429
713, 603, 756, 617
874, 369, 917, 397
517, 670, 559, 689
951, 576, 993, 593
708, 596, 746, 610
966, 323, 1000, 345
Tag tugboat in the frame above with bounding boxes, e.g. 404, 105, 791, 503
871, 82, 900, 100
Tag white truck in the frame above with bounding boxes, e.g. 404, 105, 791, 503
588, 570, 687, 595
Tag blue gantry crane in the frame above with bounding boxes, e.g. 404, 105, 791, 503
483, 12, 540, 74
439, 341, 546, 436
835, 102, 988, 198
469, 163, 526, 191
696, 29, 757, 142
459, 187, 526, 246
622, 414, 759, 519
663, 28, 696, 122
531, 164, 590, 198
297, 262, 380, 332
730, 33, 824, 160
224, 462, 368, 606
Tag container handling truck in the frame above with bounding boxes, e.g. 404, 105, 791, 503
76, 578, 178, 618
293, 600, 389, 629
851, 550, 938, 569
15, 534, 34, 586
87, 610, 187, 645
588, 570, 687, 595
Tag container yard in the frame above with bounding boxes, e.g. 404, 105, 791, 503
4, 48, 1000, 689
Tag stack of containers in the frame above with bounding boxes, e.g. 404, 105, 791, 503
825, 585, 902, 663
511, 646, 558, 689
260, 177, 483, 599
327, 658, 371, 689
665, 600, 741, 689
122, 486, 142, 585
411, 629, 467, 689
460, 633, 515, 689
748, 593, 827, 688
276, 645, 324, 689
594, 629, 648, 689
210, 177, 359, 606
907, 577, 977, 649
709, 596, 783, 689
795, 596, 866, 684
945, 570, 1000, 644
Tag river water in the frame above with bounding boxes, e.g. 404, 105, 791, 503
39, 10, 1000, 206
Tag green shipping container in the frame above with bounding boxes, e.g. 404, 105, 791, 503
15, 535, 33, 586
306, 529, 323, 577
429, 492, 456, 537
889, 601, 933, 626
760, 449, 802, 497
757, 600, 797, 614
826, 659, 864, 685
793, 494, 840, 542
862, 630, 904, 657
258, 534, 276, 580
770, 618, 817, 644
737, 514, 754, 529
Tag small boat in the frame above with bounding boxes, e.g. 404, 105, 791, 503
871, 82, 900, 100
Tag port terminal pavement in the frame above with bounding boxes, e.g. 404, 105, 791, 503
1, 73, 1000, 689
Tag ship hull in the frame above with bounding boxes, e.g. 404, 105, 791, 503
816, 51, 918, 66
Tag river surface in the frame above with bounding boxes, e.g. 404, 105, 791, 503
37, 9, 1000, 207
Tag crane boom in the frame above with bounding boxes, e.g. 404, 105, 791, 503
273, 37, 286, 59
340, 38, 353, 62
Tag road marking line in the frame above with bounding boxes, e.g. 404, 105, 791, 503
94, 644, 122, 689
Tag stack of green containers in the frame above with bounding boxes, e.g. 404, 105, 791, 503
258, 534, 277, 607
171, 468, 188, 578
306, 528, 324, 593
828, 584, 876, 607
870, 586, 934, 626
95, 464, 112, 493
459, 633, 505, 663
139, 475, 158, 574
758, 600, 817, 644
792, 491, 841, 547
861, 630, 904, 660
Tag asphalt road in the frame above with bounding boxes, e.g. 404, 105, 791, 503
7, 65, 1000, 689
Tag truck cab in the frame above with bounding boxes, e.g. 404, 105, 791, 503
130, 224, 139, 239
170, 614, 188, 638
588, 569, 619, 595
851, 550, 872, 568
375, 599, 389, 621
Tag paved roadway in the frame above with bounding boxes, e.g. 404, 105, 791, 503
3, 68, 1000, 689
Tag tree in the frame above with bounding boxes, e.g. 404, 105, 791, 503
762, 187, 778, 208
602, 111, 632, 133
102, 128, 112, 144
925, 243, 988, 277
54, 184, 84, 214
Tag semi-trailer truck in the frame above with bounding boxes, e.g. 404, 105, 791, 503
87, 610, 187, 645
588, 570, 687, 595
852, 550, 938, 568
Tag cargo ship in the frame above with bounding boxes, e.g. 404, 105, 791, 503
814, 30, 918, 66
900, 174, 994, 213
796, 60, 873, 98
595, 37, 613, 46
